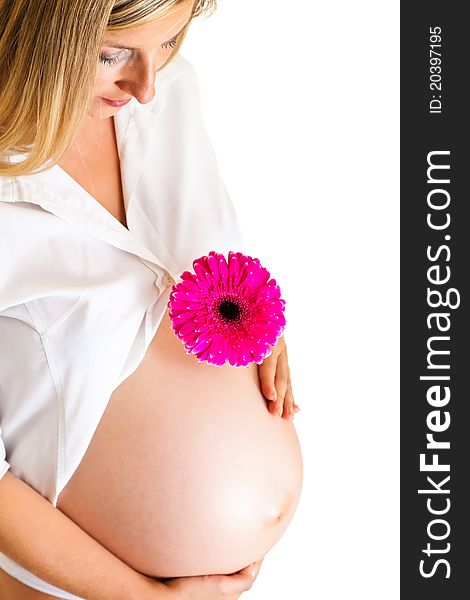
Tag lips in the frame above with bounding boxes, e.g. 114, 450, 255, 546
100, 97, 132, 107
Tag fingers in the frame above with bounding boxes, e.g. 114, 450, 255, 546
250, 558, 263, 579
258, 355, 278, 404
282, 377, 295, 420
246, 559, 263, 588
273, 357, 299, 420
274, 357, 289, 417
258, 346, 301, 421
218, 569, 252, 595
220, 560, 263, 596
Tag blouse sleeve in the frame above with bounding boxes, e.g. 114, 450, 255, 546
0, 305, 55, 490
0, 305, 40, 483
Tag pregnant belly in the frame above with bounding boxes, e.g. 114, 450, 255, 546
56, 310, 303, 579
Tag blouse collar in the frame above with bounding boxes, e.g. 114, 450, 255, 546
0, 55, 186, 275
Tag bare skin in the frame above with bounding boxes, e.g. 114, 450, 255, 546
55, 309, 302, 577
57, 0, 196, 227
58, 116, 127, 228
0, 2, 302, 597
0, 558, 263, 600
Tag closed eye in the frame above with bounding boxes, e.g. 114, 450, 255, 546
99, 34, 180, 66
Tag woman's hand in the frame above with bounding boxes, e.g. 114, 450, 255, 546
258, 336, 300, 420
158, 559, 263, 599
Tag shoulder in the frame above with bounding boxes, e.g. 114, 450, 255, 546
0, 201, 60, 312
0, 199, 96, 316
0, 200, 49, 245
0, 198, 70, 249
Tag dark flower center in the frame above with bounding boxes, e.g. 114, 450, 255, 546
218, 299, 241, 321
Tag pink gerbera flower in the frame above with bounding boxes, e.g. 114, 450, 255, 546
167, 251, 286, 367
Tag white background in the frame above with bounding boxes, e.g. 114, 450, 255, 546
183, 1, 399, 598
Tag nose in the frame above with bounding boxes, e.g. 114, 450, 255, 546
117, 57, 157, 104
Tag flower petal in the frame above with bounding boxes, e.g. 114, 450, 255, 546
168, 251, 286, 368
218, 255, 229, 284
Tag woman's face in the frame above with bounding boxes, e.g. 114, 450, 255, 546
88, 0, 194, 119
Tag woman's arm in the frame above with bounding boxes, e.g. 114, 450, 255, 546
0, 471, 261, 600
0, 470, 171, 600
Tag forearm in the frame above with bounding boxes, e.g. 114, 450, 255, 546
0, 471, 171, 600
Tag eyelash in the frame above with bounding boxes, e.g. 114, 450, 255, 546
99, 36, 179, 66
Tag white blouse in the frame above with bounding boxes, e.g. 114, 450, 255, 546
0, 54, 246, 509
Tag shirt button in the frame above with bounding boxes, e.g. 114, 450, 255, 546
163, 274, 176, 287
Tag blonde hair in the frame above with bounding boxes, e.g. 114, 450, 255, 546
0, 0, 216, 177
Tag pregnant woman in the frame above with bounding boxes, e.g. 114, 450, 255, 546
0, 1, 303, 599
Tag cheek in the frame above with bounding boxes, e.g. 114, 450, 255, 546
93, 69, 118, 94
93, 77, 107, 94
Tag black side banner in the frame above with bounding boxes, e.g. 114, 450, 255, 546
401, 3, 469, 598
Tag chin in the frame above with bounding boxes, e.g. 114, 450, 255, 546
85, 99, 122, 119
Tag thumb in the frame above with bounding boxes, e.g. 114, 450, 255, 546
218, 563, 257, 595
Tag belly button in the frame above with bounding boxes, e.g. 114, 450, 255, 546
267, 495, 293, 526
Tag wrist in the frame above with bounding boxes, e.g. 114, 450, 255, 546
129, 573, 177, 600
